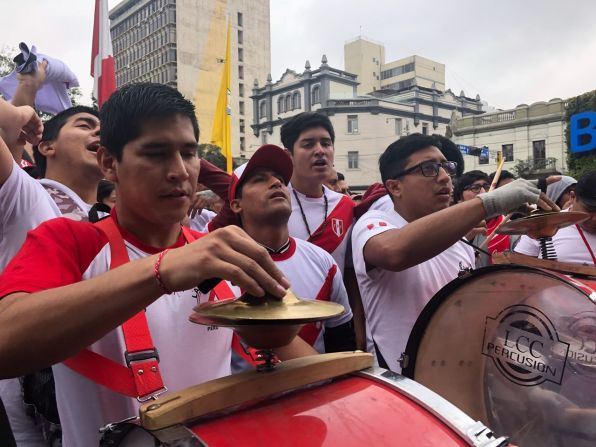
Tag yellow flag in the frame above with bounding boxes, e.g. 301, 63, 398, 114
210, 20, 232, 172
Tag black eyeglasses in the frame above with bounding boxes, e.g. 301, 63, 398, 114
463, 183, 491, 193
394, 161, 458, 178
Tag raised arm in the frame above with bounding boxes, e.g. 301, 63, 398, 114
364, 179, 557, 271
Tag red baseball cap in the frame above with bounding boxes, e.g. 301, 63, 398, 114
229, 144, 293, 202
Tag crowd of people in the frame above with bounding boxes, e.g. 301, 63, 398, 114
0, 73, 594, 446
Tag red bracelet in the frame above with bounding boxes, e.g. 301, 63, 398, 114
154, 249, 172, 295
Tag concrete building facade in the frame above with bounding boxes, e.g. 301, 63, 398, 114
110, 0, 271, 156
251, 57, 483, 188
452, 98, 567, 176
344, 37, 445, 95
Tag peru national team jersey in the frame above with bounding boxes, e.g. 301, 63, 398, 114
0, 217, 232, 447
288, 184, 354, 273
270, 238, 352, 352
352, 208, 475, 373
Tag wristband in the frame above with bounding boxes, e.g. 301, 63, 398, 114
154, 249, 172, 295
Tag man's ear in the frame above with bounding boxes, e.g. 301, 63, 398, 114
385, 178, 403, 200
97, 146, 118, 182
37, 140, 56, 159
230, 198, 242, 215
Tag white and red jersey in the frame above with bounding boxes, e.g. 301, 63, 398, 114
352, 208, 475, 373
288, 184, 354, 273
0, 217, 232, 447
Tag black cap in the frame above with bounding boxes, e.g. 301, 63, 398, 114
575, 171, 596, 208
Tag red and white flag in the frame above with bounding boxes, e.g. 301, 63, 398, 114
91, 0, 116, 107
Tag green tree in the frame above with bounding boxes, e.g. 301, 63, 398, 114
565, 89, 596, 178
198, 144, 227, 171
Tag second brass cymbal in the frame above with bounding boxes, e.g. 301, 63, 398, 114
497, 211, 589, 238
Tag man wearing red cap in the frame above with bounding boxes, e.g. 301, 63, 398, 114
228, 144, 355, 360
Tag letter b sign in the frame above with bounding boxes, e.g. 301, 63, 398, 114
570, 111, 596, 153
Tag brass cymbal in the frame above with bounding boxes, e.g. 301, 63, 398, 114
497, 211, 589, 238
188, 289, 345, 349
189, 288, 345, 325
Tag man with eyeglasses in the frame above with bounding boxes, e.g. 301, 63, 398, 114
351, 133, 556, 372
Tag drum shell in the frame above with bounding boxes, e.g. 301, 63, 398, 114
104, 371, 504, 446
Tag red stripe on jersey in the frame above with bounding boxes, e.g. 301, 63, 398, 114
0, 218, 108, 297
308, 195, 354, 255
298, 264, 337, 346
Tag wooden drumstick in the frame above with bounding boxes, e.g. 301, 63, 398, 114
488, 151, 504, 192
479, 212, 513, 250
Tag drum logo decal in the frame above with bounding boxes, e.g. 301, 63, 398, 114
482, 305, 569, 386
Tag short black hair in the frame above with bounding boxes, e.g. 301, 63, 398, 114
432, 134, 464, 177
453, 170, 490, 203
379, 133, 439, 184
32, 106, 98, 177
97, 179, 115, 202
337, 171, 345, 181
100, 83, 199, 160
490, 169, 516, 185
280, 112, 334, 153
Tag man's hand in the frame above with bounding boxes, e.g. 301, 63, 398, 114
160, 226, 290, 298
17, 59, 48, 91
188, 192, 211, 219
465, 220, 487, 241
478, 179, 559, 219
0, 104, 43, 148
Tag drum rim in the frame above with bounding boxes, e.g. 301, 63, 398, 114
357, 367, 509, 447
401, 264, 592, 379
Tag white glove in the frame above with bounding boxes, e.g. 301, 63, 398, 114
478, 179, 541, 218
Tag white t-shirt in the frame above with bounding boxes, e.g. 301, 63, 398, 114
368, 194, 393, 213
0, 218, 232, 447
515, 221, 596, 265
352, 208, 475, 373
0, 160, 60, 271
190, 209, 217, 233
288, 184, 354, 273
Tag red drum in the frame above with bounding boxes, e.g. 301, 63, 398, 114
402, 265, 596, 447
100, 368, 507, 446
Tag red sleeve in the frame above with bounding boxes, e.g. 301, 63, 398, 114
198, 159, 241, 231
0, 218, 108, 298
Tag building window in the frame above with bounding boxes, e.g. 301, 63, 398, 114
293, 91, 301, 109
278, 96, 285, 113
239, 101, 245, 115
237, 29, 243, 45
238, 47, 243, 62
532, 140, 546, 168
347, 115, 359, 134
395, 118, 403, 135
238, 65, 244, 80
285, 95, 292, 111
259, 101, 266, 119
502, 144, 514, 162
238, 83, 244, 97
239, 118, 245, 134
237, 12, 243, 27
240, 136, 245, 151
348, 151, 359, 169
422, 123, 428, 135
311, 85, 320, 104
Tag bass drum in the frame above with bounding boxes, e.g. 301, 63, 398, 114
100, 368, 507, 446
402, 265, 596, 447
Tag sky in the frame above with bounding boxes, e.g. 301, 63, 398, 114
1, 0, 594, 110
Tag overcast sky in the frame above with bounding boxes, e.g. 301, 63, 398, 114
2, 0, 594, 110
